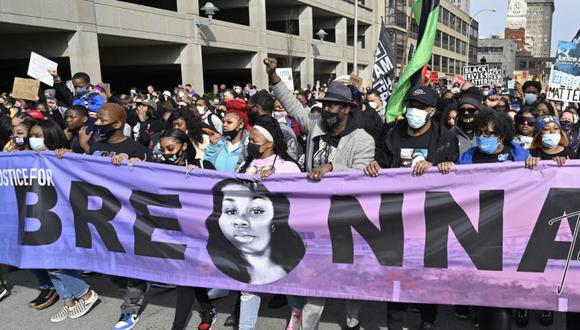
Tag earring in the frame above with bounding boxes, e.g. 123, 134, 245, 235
271, 224, 276, 233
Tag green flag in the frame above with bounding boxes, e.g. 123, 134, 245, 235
386, 0, 440, 123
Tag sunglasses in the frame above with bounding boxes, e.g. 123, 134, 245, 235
459, 107, 478, 114
517, 118, 536, 126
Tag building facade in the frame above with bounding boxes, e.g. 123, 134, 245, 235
525, 0, 554, 58
384, 0, 478, 82
449, 0, 470, 14
0, 0, 384, 93
477, 37, 517, 81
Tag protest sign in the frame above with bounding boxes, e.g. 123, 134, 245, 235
547, 41, 580, 102
463, 65, 491, 87
349, 73, 364, 91
11, 78, 40, 101
429, 71, 440, 84
276, 68, 294, 92
452, 75, 465, 86
27, 52, 57, 87
513, 70, 529, 84
2, 152, 580, 312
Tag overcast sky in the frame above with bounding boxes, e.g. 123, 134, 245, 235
469, 0, 578, 56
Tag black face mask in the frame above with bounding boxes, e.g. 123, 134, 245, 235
222, 129, 240, 140
321, 110, 342, 131
247, 142, 263, 159
247, 106, 260, 126
458, 114, 475, 131
160, 149, 183, 165
561, 121, 573, 132
11, 136, 28, 150
95, 123, 117, 141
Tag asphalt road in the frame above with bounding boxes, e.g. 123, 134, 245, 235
0, 270, 567, 330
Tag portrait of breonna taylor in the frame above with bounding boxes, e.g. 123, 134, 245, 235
205, 178, 306, 284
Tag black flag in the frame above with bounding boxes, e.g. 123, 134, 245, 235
372, 20, 397, 104
573, 28, 580, 44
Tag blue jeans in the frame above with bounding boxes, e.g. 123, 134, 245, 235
239, 292, 261, 330
48, 270, 89, 302
30, 269, 53, 289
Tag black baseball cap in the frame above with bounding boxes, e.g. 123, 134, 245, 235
404, 86, 439, 107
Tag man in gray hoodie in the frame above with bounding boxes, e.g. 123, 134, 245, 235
265, 58, 374, 329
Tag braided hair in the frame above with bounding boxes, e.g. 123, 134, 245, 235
239, 116, 295, 173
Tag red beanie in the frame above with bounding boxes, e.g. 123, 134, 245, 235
27, 110, 47, 120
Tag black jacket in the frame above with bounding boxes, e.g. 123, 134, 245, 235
376, 119, 459, 168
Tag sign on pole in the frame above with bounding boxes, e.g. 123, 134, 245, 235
547, 41, 580, 102
27, 52, 58, 87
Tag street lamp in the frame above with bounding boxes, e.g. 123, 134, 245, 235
311, 29, 328, 57
194, 2, 220, 44
465, 8, 496, 66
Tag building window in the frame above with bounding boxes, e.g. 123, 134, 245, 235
117, 0, 177, 11
435, 30, 442, 47
442, 57, 449, 73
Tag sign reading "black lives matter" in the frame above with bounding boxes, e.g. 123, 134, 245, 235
463, 65, 503, 87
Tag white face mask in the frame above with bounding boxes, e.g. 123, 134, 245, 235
197, 106, 206, 114
406, 107, 429, 129
451, 87, 461, 94
29, 137, 46, 151
368, 101, 378, 110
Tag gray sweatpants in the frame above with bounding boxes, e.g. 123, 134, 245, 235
301, 298, 361, 330
120, 278, 149, 314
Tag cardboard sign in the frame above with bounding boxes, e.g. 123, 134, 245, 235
452, 75, 465, 86
276, 68, 295, 92
513, 71, 529, 84
349, 73, 364, 91
27, 52, 57, 87
11, 78, 40, 101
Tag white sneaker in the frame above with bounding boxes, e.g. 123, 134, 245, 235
50, 304, 73, 323
70, 290, 99, 319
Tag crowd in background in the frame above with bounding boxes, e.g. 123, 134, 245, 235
1, 57, 580, 330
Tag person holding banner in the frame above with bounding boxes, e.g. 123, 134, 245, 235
3, 113, 34, 152
265, 57, 375, 330
215, 116, 304, 330
140, 127, 219, 330
453, 88, 485, 155
525, 116, 576, 169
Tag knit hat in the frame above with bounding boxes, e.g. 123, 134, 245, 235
458, 87, 484, 110
534, 115, 560, 134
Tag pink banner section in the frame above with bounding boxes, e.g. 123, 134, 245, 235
1, 152, 580, 312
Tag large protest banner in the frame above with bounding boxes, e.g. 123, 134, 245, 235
2, 152, 580, 312
548, 41, 580, 102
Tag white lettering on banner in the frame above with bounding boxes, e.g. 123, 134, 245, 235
0, 168, 54, 187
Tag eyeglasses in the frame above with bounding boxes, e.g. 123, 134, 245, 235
517, 117, 536, 126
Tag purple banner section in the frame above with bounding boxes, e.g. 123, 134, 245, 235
1, 152, 580, 312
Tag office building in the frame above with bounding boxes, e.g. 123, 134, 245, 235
0, 0, 384, 93
384, 0, 478, 82
477, 37, 517, 80
525, 0, 554, 58
449, 0, 470, 14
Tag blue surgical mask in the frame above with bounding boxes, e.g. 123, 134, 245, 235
29, 137, 46, 151
476, 136, 500, 154
541, 133, 561, 148
406, 107, 429, 129
524, 93, 538, 105
75, 87, 89, 96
